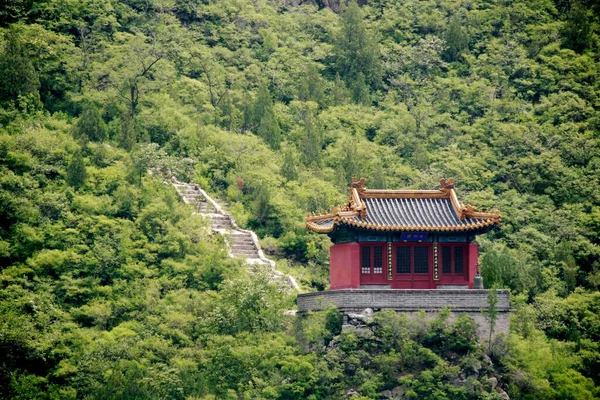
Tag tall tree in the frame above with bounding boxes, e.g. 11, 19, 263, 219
0, 28, 40, 108
298, 64, 326, 107
301, 107, 323, 166
66, 151, 87, 189
244, 84, 272, 132
563, 0, 594, 53
247, 84, 282, 150
443, 16, 469, 62
257, 107, 281, 150
92, 31, 175, 120
332, 0, 381, 90
350, 72, 370, 105
281, 147, 298, 181
73, 103, 107, 142
331, 73, 350, 105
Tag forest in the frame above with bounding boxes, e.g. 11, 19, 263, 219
1, 0, 600, 398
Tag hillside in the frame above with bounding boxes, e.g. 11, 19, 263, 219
1, 0, 600, 398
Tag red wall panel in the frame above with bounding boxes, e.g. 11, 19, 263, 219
467, 242, 479, 289
330, 242, 360, 290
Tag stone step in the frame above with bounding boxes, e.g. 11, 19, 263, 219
231, 244, 257, 251
236, 252, 261, 258
230, 234, 253, 242
179, 189, 199, 195
230, 234, 253, 241
184, 194, 199, 198
231, 239, 254, 246
174, 180, 298, 292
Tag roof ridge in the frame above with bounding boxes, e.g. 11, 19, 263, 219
305, 178, 501, 233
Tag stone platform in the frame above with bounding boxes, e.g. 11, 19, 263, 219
297, 289, 511, 340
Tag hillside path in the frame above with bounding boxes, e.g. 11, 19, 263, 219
173, 179, 299, 291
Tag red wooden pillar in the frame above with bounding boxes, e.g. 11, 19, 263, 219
330, 242, 360, 290
467, 242, 479, 289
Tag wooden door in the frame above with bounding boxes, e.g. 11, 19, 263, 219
392, 244, 433, 289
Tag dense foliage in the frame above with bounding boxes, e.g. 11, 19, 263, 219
1, 0, 600, 398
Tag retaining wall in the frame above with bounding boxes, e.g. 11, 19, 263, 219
297, 289, 511, 340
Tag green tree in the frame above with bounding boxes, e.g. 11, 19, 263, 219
129, 143, 167, 185
281, 147, 298, 181
443, 16, 469, 62
301, 107, 323, 166
331, 73, 350, 105
298, 64, 326, 106
248, 84, 281, 150
92, 31, 175, 120
211, 268, 286, 335
66, 151, 87, 189
117, 116, 136, 151
257, 106, 281, 150
482, 288, 499, 354
73, 103, 107, 142
0, 27, 40, 108
350, 71, 370, 105
563, 0, 594, 53
333, 0, 381, 89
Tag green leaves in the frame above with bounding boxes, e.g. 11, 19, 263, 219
1, 0, 600, 397
333, 0, 382, 92
66, 151, 87, 189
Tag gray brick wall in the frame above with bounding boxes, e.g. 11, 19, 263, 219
297, 289, 511, 339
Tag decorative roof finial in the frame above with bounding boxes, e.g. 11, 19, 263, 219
351, 177, 367, 194
440, 178, 455, 190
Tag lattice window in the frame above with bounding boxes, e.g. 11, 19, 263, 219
442, 247, 452, 274
454, 247, 464, 274
396, 247, 411, 274
361, 246, 371, 274
373, 246, 383, 273
414, 247, 429, 273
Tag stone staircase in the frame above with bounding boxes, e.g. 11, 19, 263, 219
173, 180, 299, 291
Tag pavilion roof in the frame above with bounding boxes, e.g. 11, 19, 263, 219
305, 178, 501, 234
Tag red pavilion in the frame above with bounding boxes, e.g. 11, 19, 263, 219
306, 178, 501, 290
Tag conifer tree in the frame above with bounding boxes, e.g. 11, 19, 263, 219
301, 109, 323, 166
281, 147, 298, 181
257, 107, 281, 150
563, 0, 593, 53
332, 73, 350, 105
298, 64, 326, 106
443, 16, 469, 62
66, 151, 87, 189
0, 28, 40, 108
253, 84, 273, 128
73, 103, 107, 143
333, 0, 381, 91
341, 139, 359, 183
117, 116, 136, 151
350, 72, 370, 105
242, 93, 255, 132
249, 84, 281, 150
372, 161, 386, 189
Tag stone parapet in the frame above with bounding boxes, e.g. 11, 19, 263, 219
297, 289, 510, 312
297, 289, 511, 340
